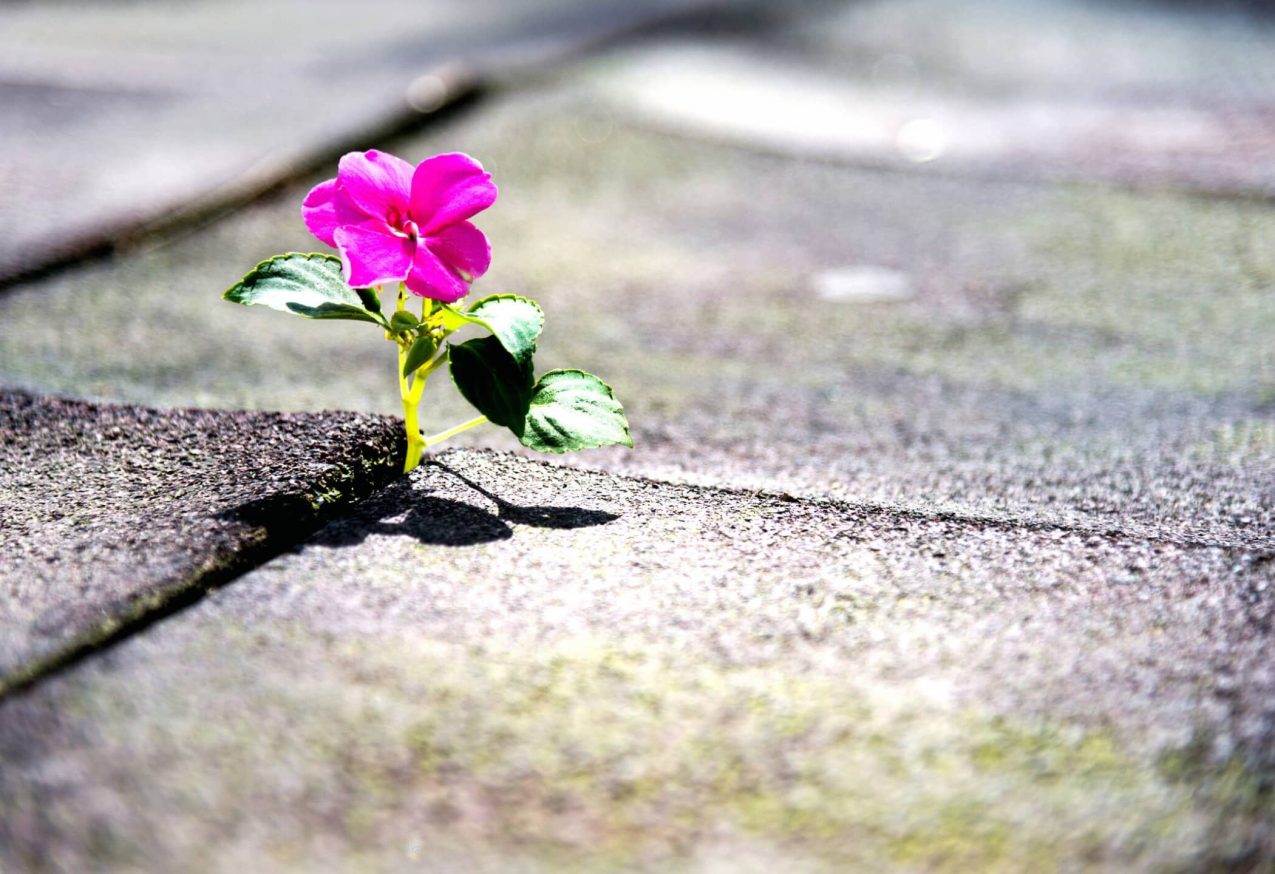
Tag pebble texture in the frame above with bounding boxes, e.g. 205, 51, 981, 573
0, 391, 403, 693
1, 450, 1271, 871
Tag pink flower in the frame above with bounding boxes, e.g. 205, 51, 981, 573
301, 150, 497, 303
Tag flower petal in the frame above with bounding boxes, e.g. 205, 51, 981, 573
337, 150, 413, 222
301, 179, 365, 247
333, 223, 413, 288
405, 241, 469, 303
409, 152, 498, 235
300, 178, 341, 246
423, 221, 491, 283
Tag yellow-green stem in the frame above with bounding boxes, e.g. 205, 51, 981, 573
422, 415, 488, 448
403, 392, 426, 473
395, 282, 428, 473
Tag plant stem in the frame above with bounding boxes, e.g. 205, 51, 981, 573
395, 282, 428, 474
422, 416, 488, 448
402, 385, 426, 473
397, 341, 411, 400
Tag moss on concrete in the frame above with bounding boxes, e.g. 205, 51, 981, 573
5, 629, 1246, 872
7, 92, 1272, 415
3, 449, 1270, 871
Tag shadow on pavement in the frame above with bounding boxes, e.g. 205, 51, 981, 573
429, 461, 620, 530
307, 463, 619, 548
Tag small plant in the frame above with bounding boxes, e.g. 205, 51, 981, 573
223, 150, 631, 472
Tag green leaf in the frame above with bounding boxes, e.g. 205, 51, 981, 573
521, 370, 632, 453
389, 310, 419, 333
223, 253, 386, 326
449, 336, 533, 435
438, 295, 543, 368
402, 333, 438, 377
467, 295, 544, 367
286, 302, 384, 325
356, 286, 382, 313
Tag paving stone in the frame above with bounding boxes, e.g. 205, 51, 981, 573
592, 41, 1275, 196
1, 450, 1271, 871
776, 0, 1275, 101
0, 390, 402, 693
590, 0, 1275, 196
3, 2, 1272, 869
0, 0, 732, 284
3, 81, 1270, 550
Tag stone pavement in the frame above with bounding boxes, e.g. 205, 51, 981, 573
597, 0, 1275, 196
2, 449, 1272, 871
2, 449, 1264, 872
0, 390, 402, 694
0, 0, 731, 285
2, 0, 1275, 871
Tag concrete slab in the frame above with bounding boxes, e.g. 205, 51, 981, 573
0, 390, 402, 693
590, 0, 1275, 199
1, 449, 1270, 870
593, 40, 1275, 197
0, 0, 739, 285
777, 0, 1275, 101
2, 4, 1271, 868
4, 83, 1269, 549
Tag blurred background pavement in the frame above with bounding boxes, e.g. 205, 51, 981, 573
2, 1, 1275, 870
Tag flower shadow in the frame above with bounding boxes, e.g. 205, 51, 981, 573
427, 460, 619, 530
307, 463, 618, 549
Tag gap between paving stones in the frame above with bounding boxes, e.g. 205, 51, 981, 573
0, 0, 768, 292
4, 447, 1271, 871
4, 411, 1264, 704
0, 79, 482, 294
0, 391, 405, 699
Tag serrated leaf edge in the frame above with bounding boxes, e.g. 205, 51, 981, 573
467, 293, 545, 319
439, 294, 545, 359
222, 252, 388, 327
523, 368, 633, 453
223, 252, 344, 303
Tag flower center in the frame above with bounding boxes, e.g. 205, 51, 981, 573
385, 208, 419, 241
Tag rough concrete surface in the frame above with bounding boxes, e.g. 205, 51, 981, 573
0, 0, 737, 284
1, 0, 1274, 870
0, 391, 402, 693
596, 0, 1275, 196
1, 450, 1271, 871
3, 82, 1271, 548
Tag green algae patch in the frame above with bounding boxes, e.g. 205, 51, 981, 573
1191, 419, 1275, 465
986, 189, 1275, 398
339, 638, 1228, 870
1157, 731, 1275, 869
786, 186, 1275, 400
32, 625, 1217, 872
